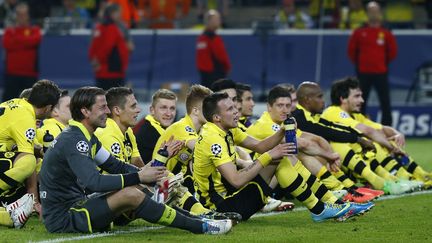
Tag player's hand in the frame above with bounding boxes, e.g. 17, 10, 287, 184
268, 143, 295, 160
138, 163, 168, 184
357, 137, 376, 151
391, 146, 407, 157
325, 152, 341, 172
390, 133, 405, 148
161, 136, 184, 158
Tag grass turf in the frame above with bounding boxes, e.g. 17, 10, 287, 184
2, 139, 432, 243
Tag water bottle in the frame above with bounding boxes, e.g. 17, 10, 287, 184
284, 117, 298, 154
42, 130, 54, 152
152, 146, 169, 167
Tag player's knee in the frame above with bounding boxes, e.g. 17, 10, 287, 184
14, 153, 37, 178
122, 186, 144, 207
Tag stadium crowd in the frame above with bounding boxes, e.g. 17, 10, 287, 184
1, 0, 432, 29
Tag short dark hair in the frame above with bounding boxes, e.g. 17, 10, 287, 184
235, 83, 251, 102
106, 87, 134, 113
267, 85, 291, 106
70, 87, 106, 121
27, 80, 61, 108
203, 92, 229, 122
186, 85, 212, 114
211, 79, 237, 92
19, 88, 32, 99
330, 77, 360, 105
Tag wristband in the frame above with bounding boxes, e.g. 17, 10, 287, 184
257, 152, 272, 167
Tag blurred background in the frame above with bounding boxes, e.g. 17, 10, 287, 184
1, 0, 432, 136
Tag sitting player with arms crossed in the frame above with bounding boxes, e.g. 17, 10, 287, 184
0, 80, 61, 229
96, 87, 239, 221
135, 89, 177, 163
322, 77, 430, 189
247, 85, 379, 203
292, 81, 414, 194
39, 87, 232, 234
194, 92, 372, 222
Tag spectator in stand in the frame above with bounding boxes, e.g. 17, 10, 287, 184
2, 3, 42, 102
339, 0, 368, 30
108, 0, 139, 28
76, 0, 99, 18
137, 0, 191, 29
383, 0, 414, 29
0, 0, 18, 28
52, 0, 91, 28
309, 0, 341, 28
196, 9, 231, 88
347, 1, 397, 126
89, 3, 132, 90
274, 0, 314, 29
197, 0, 229, 27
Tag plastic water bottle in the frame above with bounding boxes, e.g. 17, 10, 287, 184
42, 130, 54, 152
152, 146, 169, 167
284, 117, 298, 154
396, 155, 410, 166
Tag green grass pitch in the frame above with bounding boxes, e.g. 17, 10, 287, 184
3, 139, 432, 243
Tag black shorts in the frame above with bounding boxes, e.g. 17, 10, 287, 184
215, 175, 271, 220
0, 152, 27, 203
65, 194, 115, 233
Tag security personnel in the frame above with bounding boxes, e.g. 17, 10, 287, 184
196, 10, 231, 88
2, 3, 41, 101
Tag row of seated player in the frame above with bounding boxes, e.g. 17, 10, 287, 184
0, 77, 431, 233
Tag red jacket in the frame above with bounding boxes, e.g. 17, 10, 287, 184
89, 22, 129, 79
196, 30, 231, 74
2, 26, 41, 77
348, 25, 397, 74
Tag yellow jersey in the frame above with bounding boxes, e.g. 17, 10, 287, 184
152, 115, 197, 175
0, 98, 36, 154
95, 118, 140, 163
36, 118, 66, 146
247, 111, 302, 158
321, 106, 382, 130
193, 122, 248, 208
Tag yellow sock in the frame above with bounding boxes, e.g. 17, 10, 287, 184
396, 168, 412, 180
294, 161, 338, 204
0, 154, 36, 191
178, 191, 209, 215
157, 205, 177, 225
332, 170, 355, 188
316, 167, 345, 191
276, 157, 320, 211
369, 159, 397, 180
0, 208, 13, 227
341, 150, 385, 189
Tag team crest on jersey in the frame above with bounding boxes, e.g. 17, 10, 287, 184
185, 126, 195, 133
271, 124, 281, 132
340, 112, 349, 119
211, 144, 222, 156
25, 128, 36, 140
110, 143, 121, 155
179, 152, 190, 161
76, 141, 89, 153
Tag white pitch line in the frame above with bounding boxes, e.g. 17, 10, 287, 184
31, 226, 164, 243
31, 190, 432, 243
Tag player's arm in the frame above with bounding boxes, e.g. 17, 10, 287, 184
217, 143, 292, 189
131, 156, 145, 168
354, 123, 397, 152
382, 125, 405, 147
240, 127, 286, 154
298, 132, 340, 167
